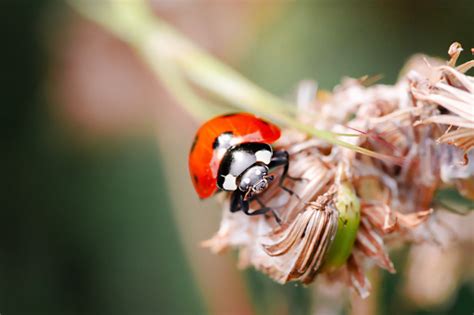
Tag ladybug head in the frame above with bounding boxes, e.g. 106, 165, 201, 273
239, 164, 274, 201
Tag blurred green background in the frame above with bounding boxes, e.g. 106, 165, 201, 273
1, 1, 473, 314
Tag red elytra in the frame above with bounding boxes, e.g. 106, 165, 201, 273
189, 113, 281, 199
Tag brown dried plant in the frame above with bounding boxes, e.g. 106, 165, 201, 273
203, 43, 474, 298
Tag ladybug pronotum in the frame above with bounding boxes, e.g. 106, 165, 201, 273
188, 113, 293, 222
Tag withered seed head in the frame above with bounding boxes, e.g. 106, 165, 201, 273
203, 43, 473, 299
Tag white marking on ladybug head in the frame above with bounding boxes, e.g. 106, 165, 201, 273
222, 174, 238, 190
243, 178, 251, 184
255, 149, 272, 165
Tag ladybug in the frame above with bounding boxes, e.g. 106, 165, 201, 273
188, 113, 292, 221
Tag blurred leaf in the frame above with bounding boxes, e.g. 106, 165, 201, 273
434, 187, 474, 214
0, 2, 206, 313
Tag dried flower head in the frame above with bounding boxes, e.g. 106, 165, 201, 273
203, 43, 473, 298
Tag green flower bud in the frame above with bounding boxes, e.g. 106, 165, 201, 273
321, 182, 360, 271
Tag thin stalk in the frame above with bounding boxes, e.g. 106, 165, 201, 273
70, 0, 401, 164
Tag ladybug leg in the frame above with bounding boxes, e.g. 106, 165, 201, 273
230, 191, 260, 217
268, 150, 301, 200
244, 200, 281, 224
230, 191, 281, 224
270, 150, 308, 182
254, 196, 282, 224
285, 175, 307, 182
230, 190, 245, 213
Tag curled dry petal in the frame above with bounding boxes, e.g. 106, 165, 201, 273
262, 188, 339, 284
393, 208, 433, 229
346, 254, 371, 299
438, 128, 474, 153
415, 115, 474, 129
355, 217, 395, 273
447, 42, 463, 67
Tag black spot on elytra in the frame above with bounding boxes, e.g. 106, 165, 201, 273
190, 134, 199, 153
193, 174, 199, 184
212, 131, 233, 149
221, 113, 238, 118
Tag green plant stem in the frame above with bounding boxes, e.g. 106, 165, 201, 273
70, 0, 401, 164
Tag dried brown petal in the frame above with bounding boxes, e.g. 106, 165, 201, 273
262, 190, 338, 284
438, 128, 474, 153
448, 42, 463, 67
346, 254, 371, 299
355, 217, 395, 273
